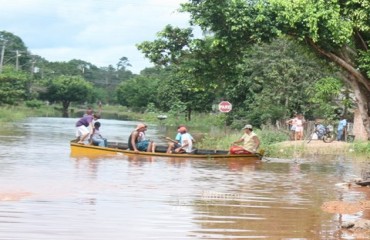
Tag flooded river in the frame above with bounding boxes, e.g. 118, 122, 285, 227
0, 117, 369, 239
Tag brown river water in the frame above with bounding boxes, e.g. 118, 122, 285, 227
1, 117, 370, 239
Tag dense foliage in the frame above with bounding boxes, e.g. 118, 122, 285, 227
0, 66, 28, 105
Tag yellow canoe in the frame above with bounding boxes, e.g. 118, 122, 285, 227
70, 140, 263, 160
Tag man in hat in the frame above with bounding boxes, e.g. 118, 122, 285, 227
128, 123, 155, 152
168, 126, 193, 154
230, 124, 260, 154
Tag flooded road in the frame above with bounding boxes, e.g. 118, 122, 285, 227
0, 117, 369, 239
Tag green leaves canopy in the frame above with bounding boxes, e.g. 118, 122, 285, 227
42, 75, 93, 115
0, 66, 28, 105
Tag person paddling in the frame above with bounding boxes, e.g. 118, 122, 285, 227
169, 126, 193, 154
230, 124, 260, 154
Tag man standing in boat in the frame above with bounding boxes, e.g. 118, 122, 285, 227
75, 113, 100, 144
230, 124, 260, 154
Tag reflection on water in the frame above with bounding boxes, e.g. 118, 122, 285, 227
0, 117, 369, 239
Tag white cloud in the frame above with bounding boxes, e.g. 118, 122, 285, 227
0, 0, 193, 73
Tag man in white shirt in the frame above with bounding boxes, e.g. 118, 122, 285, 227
173, 126, 193, 153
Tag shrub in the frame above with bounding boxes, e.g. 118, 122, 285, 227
25, 100, 43, 109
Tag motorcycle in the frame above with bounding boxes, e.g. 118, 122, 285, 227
307, 124, 336, 143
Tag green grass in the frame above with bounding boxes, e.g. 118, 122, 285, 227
0, 104, 60, 123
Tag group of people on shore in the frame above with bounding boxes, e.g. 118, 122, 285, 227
286, 112, 349, 141
75, 109, 260, 155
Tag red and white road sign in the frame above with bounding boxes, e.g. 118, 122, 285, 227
218, 101, 232, 113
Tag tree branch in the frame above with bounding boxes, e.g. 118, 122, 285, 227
306, 38, 370, 92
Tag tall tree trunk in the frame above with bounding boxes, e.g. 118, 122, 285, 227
62, 101, 70, 118
307, 39, 370, 139
349, 78, 370, 140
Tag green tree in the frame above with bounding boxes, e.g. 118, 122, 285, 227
116, 75, 159, 112
0, 66, 28, 104
228, 38, 338, 125
41, 75, 93, 116
155, 69, 215, 120
181, 0, 370, 137
137, 26, 218, 120
0, 31, 31, 72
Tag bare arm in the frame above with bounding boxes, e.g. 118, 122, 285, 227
252, 136, 260, 152
232, 138, 243, 145
131, 131, 139, 152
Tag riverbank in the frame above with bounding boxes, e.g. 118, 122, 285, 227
268, 140, 356, 157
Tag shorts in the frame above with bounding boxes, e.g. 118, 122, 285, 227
137, 140, 150, 151
76, 125, 89, 137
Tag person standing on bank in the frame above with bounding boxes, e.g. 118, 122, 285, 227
294, 113, 305, 140
286, 113, 298, 141
230, 124, 260, 154
75, 113, 100, 144
337, 116, 347, 141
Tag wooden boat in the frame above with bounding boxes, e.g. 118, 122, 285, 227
70, 140, 263, 160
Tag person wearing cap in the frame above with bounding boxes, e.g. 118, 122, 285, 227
168, 126, 193, 154
166, 125, 195, 153
75, 113, 100, 144
230, 124, 260, 154
128, 123, 155, 152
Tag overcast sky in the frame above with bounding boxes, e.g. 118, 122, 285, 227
0, 0, 194, 73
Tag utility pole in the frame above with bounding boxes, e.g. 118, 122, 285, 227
0, 43, 5, 73
15, 50, 20, 71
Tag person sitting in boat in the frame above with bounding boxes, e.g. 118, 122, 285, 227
90, 121, 107, 147
138, 124, 156, 152
166, 125, 195, 153
169, 126, 193, 154
230, 124, 260, 154
75, 113, 100, 144
128, 123, 155, 153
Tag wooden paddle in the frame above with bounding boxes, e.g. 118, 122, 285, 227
160, 136, 178, 144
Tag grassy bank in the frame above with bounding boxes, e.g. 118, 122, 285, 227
0, 104, 61, 123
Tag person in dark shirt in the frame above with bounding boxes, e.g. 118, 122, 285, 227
128, 123, 155, 152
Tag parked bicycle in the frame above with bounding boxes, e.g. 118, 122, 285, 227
307, 123, 336, 143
